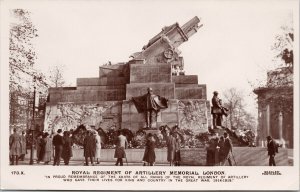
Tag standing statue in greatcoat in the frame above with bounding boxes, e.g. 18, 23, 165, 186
132, 87, 168, 129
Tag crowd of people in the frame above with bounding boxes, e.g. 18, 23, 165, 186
141, 130, 182, 166
35, 129, 76, 166
9, 127, 184, 166
206, 132, 234, 166
10, 127, 278, 166
9, 128, 102, 166
114, 129, 182, 166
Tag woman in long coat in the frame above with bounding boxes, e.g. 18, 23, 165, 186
62, 131, 73, 165
166, 132, 176, 166
43, 133, 52, 164
94, 131, 101, 164
83, 131, 96, 166
142, 133, 156, 166
114, 130, 128, 166
9, 129, 22, 165
19, 131, 27, 161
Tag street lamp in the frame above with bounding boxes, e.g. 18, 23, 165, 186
29, 77, 36, 165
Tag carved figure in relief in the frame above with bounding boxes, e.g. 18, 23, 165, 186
178, 100, 206, 131
45, 103, 115, 133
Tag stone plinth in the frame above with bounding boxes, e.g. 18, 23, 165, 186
175, 87, 205, 99
172, 75, 198, 84
77, 85, 126, 91
126, 83, 175, 100
49, 89, 126, 104
45, 17, 210, 135
99, 63, 127, 78
130, 63, 171, 83
77, 77, 127, 86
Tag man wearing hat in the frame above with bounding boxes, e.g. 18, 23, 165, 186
266, 136, 276, 166
114, 130, 128, 166
52, 129, 64, 166
211, 91, 223, 129
221, 132, 233, 166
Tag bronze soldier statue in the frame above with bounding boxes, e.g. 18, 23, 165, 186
132, 87, 168, 129
211, 91, 224, 129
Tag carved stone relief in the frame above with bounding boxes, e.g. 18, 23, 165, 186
178, 100, 208, 133
44, 102, 120, 133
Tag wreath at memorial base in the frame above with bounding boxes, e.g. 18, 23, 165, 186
71, 124, 213, 149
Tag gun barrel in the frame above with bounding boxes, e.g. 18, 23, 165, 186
181, 16, 201, 38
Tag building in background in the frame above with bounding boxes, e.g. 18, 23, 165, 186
254, 66, 293, 148
9, 90, 46, 134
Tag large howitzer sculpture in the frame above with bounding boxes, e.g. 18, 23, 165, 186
130, 16, 203, 69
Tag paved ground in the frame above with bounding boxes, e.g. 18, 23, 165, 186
14, 159, 169, 166
12, 148, 294, 166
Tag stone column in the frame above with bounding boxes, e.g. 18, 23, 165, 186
278, 111, 285, 148
278, 111, 283, 140
266, 104, 270, 137
258, 110, 264, 147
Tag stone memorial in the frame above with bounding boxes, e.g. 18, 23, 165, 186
44, 16, 210, 135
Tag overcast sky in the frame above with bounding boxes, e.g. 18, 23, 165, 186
9, 0, 296, 115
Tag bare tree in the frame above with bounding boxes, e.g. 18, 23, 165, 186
48, 65, 66, 87
9, 9, 40, 91
272, 24, 294, 68
9, 9, 49, 133
222, 88, 256, 131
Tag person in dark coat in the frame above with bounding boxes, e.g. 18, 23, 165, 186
62, 131, 73, 165
38, 133, 47, 163
83, 131, 96, 166
267, 136, 276, 166
36, 133, 43, 164
220, 132, 233, 166
217, 136, 225, 165
52, 129, 64, 166
206, 137, 218, 166
142, 133, 156, 166
166, 131, 176, 166
174, 134, 181, 166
